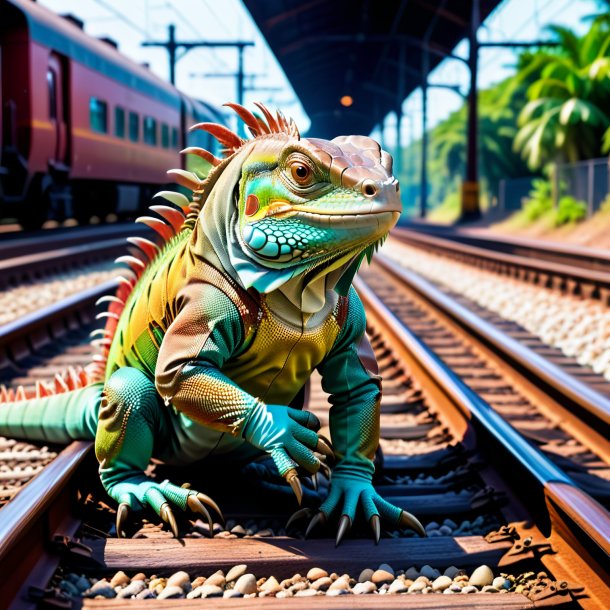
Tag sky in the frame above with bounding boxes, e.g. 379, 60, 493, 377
37, 0, 601, 141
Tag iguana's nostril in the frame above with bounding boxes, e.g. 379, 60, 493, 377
362, 180, 377, 198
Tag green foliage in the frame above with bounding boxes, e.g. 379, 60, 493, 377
399, 7, 610, 217
523, 179, 553, 220
514, 19, 610, 171
553, 196, 587, 225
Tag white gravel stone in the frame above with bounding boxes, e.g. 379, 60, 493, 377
432, 575, 453, 591
223, 590, 243, 598
234, 574, 258, 595
408, 580, 426, 593
157, 585, 185, 599
353, 581, 377, 594
462, 585, 479, 594
117, 580, 146, 598
311, 577, 332, 591
166, 571, 191, 591
307, 568, 328, 581
226, 565, 248, 582
493, 576, 510, 590
388, 579, 407, 594
470, 565, 494, 587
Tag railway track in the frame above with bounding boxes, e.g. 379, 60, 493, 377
393, 225, 610, 303
396, 222, 610, 274
0, 258, 608, 607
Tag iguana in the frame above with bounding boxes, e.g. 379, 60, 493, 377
0, 103, 424, 545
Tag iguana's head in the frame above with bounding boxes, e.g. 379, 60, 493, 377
235, 133, 400, 269
180, 103, 401, 302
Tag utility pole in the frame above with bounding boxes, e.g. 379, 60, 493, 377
142, 24, 254, 94
191, 73, 282, 135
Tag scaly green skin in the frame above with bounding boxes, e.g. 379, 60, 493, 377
0, 105, 425, 542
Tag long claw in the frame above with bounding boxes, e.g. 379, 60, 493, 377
195, 492, 224, 525
311, 473, 318, 491
335, 514, 351, 547
305, 511, 327, 538
315, 438, 334, 461
284, 469, 303, 505
399, 510, 426, 537
318, 462, 331, 479
187, 495, 213, 535
116, 503, 130, 539
160, 503, 179, 538
286, 507, 314, 530
370, 514, 381, 545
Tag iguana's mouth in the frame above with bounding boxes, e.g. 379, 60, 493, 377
263, 200, 400, 222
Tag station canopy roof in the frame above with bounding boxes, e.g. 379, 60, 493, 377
243, 0, 501, 138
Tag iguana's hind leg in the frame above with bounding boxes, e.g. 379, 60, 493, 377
95, 367, 222, 537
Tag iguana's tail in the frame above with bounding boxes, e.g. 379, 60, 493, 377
0, 384, 102, 443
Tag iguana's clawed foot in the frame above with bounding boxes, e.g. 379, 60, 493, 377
108, 478, 223, 538
302, 474, 426, 546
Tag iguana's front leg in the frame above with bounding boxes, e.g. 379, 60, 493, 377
96, 367, 221, 537
309, 290, 425, 545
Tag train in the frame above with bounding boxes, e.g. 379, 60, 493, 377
0, 0, 224, 229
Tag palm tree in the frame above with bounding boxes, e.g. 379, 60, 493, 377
514, 21, 610, 171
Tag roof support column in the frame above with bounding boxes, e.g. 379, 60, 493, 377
461, 0, 481, 221
419, 48, 429, 218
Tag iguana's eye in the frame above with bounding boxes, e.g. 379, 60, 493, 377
289, 161, 313, 186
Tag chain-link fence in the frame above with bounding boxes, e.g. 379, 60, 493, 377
498, 157, 610, 217
498, 176, 540, 212
554, 157, 609, 215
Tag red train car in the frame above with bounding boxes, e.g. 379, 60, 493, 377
0, 0, 222, 229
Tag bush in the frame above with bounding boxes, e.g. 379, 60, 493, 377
553, 196, 587, 226
523, 179, 552, 221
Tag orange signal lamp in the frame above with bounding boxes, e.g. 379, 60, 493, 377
340, 95, 353, 107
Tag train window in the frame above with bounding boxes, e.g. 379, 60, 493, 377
129, 112, 139, 142
143, 116, 157, 146
161, 123, 170, 148
172, 127, 179, 149
115, 107, 125, 138
90, 98, 108, 133
47, 69, 57, 119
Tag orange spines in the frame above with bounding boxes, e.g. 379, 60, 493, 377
136, 216, 176, 242
166, 169, 202, 191
54, 373, 69, 394
126, 236, 160, 263
36, 380, 51, 398
149, 205, 186, 234
189, 122, 244, 151
115, 255, 146, 276
181, 147, 222, 167
254, 102, 280, 133
224, 103, 266, 136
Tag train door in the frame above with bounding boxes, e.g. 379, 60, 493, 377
47, 53, 69, 169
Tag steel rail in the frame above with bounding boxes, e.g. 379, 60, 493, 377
0, 441, 92, 560
374, 252, 610, 431
395, 224, 610, 271
0, 223, 150, 259
392, 227, 610, 292
355, 275, 610, 604
0, 239, 128, 286
0, 278, 120, 347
